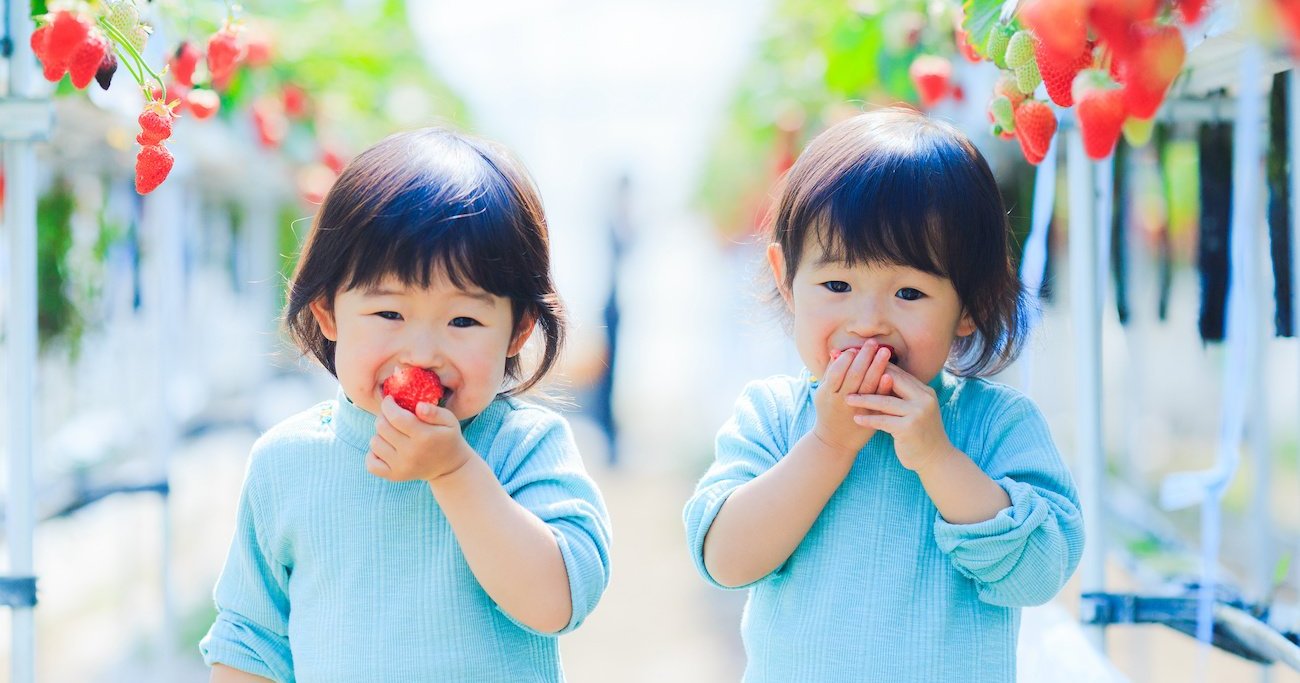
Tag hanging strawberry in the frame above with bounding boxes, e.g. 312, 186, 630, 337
1073, 69, 1128, 160
908, 55, 953, 108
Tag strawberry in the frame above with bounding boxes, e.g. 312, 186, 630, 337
104, 1, 140, 41
282, 84, 308, 119
986, 24, 1015, 69
134, 144, 174, 195
382, 367, 445, 413
1275, 0, 1300, 56
1015, 59, 1041, 95
1073, 70, 1127, 160
45, 10, 90, 66
68, 32, 107, 89
1176, 0, 1209, 24
1018, 0, 1086, 63
1005, 31, 1035, 70
186, 89, 220, 120
1014, 99, 1057, 165
1122, 116, 1156, 147
1117, 25, 1186, 119
170, 42, 201, 88
137, 100, 176, 146
251, 100, 288, 149
989, 95, 1016, 132
994, 72, 1026, 106
954, 29, 981, 63
95, 51, 117, 90
908, 55, 952, 108
30, 24, 50, 62
207, 24, 245, 87
1035, 38, 1092, 107
322, 147, 347, 175
1088, 0, 1159, 61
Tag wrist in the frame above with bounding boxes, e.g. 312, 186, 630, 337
808, 427, 860, 461
910, 444, 961, 477
426, 442, 476, 486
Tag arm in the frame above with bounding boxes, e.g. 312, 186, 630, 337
429, 449, 575, 633
700, 346, 891, 588
210, 664, 274, 683
369, 399, 610, 634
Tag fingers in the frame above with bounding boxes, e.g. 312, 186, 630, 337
365, 451, 393, 478
379, 396, 418, 436
840, 345, 875, 396
882, 366, 929, 399
821, 347, 856, 393
855, 346, 891, 395
845, 393, 906, 416
878, 372, 894, 397
853, 412, 903, 432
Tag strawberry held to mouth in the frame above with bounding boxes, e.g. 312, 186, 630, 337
382, 367, 446, 413
830, 345, 898, 364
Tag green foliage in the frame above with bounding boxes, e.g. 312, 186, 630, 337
960, 0, 1005, 54
36, 181, 81, 350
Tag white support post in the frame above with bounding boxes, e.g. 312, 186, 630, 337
1069, 127, 1105, 651
1290, 68, 1300, 604
3, 3, 41, 682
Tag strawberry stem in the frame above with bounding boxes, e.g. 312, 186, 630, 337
97, 17, 165, 101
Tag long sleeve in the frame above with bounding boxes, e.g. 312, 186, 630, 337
932, 394, 1085, 607
494, 411, 612, 635
682, 380, 792, 589
200, 449, 295, 681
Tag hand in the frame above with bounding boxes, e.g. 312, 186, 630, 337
811, 343, 892, 458
845, 365, 956, 472
369, 396, 473, 482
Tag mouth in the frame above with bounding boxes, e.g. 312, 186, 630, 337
830, 345, 900, 365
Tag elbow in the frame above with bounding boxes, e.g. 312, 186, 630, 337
519, 602, 573, 635
702, 545, 755, 589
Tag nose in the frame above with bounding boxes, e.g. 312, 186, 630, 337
846, 297, 890, 339
401, 325, 446, 370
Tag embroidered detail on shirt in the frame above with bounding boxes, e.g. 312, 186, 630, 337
319, 402, 334, 425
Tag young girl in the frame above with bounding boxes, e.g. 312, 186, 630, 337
201, 128, 612, 682
684, 108, 1084, 682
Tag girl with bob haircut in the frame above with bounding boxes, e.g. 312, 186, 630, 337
685, 107, 1084, 682
202, 127, 611, 682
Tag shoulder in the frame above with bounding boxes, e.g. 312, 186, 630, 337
948, 374, 1031, 413
735, 373, 810, 416
247, 399, 339, 471
471, 395, 575, 456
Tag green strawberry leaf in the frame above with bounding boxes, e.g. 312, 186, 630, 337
962, 0, 1008, 53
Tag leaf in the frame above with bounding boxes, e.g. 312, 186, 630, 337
962, 0, 1009, 52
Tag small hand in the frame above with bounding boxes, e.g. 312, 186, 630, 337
845, 365, 955, 472
369, 396, 472, 482
811, 343, 892, 457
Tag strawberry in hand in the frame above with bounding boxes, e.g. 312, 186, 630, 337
844, 365, 956, 473
382, 366, 446, 414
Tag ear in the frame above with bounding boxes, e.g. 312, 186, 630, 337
766, 242, 793, 308
956, 311, 976, 338
309, 298, 339, 341
508, 313, 537, 358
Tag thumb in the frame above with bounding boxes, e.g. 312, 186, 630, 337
417, 402, 438, 422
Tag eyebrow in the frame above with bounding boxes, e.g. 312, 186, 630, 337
359, 284, 497, 306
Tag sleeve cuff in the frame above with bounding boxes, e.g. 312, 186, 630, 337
199, 611, 293, 682
932, 477, 1048, 583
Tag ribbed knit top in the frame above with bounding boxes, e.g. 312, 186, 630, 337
201, 387, 611, 682
684, 370, 1084, 683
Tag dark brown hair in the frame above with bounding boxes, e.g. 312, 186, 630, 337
769, 107, 1029, 376
284, 127, 565, 395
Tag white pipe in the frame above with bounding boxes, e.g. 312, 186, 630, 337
4, 4, 40, 682
1068, 127, 1105, 651
1017, 135, 1057, 393
1290, 65, 1300, 611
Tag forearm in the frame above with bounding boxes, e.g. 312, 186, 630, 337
702, 432, 856, 587
210, 664, 273, 683
429, 450, 573, 633
915, 446, 1012, 524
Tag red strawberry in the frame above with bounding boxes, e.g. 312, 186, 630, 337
1073, 70, 1127, 159
1276, 0, 1300, 56
206, 25, 245, 87
1176, 0, 1209, 24
955, 29, 982, 63
1117, 25, 1186, 119
1087, 0, 1159, 60
1013, 100, 1057, 165
186, 89, 220, 120
170, 42, 201, 88
134, 144, 174, 195
282, 84, 308, 119
994, 72, 1026, 107
322, 147, 347, 175
45, 10, 90, 66
1035, 38, 1092, 107
251, 100, 288, 149
382, 367, 445, 413
30, 24, 50, 61
908, 55, 952, 108
1018, 0, 1086, 63
137, 100, 176, 146
68, 32, 107, 89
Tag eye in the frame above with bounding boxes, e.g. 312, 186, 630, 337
450, 317, 481, 328
375, 311, 402, 321
821, 281, 850, 294
896, 287, 924, 301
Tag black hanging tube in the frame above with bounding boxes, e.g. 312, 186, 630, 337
1112, 140, 1131, 325
1155, 122, 1174, 321
1198, 120, 1233, 343
1268, 71, 1295, 337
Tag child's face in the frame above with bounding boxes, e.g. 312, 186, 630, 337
309, 273, 532, 420
768, 241, 975, 383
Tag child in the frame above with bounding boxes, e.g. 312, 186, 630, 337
201, 128, 612, 682
683, 108, 1084, 682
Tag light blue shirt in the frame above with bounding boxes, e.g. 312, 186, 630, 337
684, 370, 1084, 683
201, 387, 612, 682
